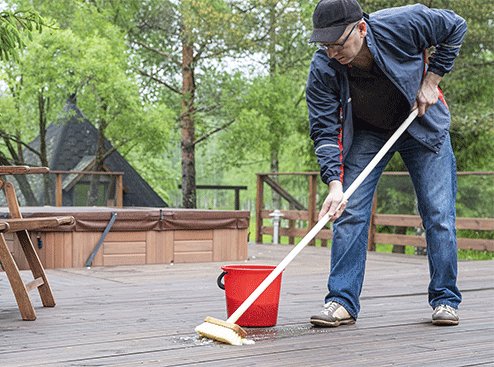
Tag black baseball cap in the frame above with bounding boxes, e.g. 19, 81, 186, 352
309, 0, 365, 44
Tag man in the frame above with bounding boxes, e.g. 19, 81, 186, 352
306, 0, 467, 327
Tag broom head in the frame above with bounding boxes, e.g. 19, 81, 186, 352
195, 317, 254, 345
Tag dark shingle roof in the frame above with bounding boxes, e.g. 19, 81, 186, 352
15, 98, 167, 207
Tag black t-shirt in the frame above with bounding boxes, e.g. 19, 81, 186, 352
348, 61, 410, 136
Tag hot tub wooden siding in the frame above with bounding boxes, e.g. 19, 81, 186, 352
2, 207, 249, 270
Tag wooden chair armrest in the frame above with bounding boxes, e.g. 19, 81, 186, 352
0, 216, 75, 233
26, 167, 50, 174
0, 166, 49, 175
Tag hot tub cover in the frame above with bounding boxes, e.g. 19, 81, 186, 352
0, 206, 250, 232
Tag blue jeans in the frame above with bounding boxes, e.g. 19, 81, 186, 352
326, 131, 462, 319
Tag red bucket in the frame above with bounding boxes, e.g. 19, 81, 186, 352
217, 264, 283, 327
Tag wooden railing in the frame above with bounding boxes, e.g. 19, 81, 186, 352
178, 184, 247, 210
51, 170, 124, 208
2, 169, 124, 208
255, 172, 494, 252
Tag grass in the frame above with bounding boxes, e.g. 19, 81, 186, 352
457, 249, 494, 260
374, 244, 493, 260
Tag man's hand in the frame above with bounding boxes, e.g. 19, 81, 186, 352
413, 71, 442, 116
318, 180, 347, 221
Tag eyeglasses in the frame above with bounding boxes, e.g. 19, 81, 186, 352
317, 22, 359, 51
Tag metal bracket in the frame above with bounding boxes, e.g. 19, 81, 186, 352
85, 212, 117, 267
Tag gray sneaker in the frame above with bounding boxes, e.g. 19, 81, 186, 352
432, 305, 459, 325
310, 301, 356, 327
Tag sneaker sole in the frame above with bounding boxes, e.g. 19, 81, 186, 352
310, 317, 356, 327
432, 319, 459, 326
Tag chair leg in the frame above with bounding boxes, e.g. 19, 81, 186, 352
1, 179, 55, 315
16, 230, 56, 308
0, 235, 36, 320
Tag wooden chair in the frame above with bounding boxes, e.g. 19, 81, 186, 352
0, 166, 74, 320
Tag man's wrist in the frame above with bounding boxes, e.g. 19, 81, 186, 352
423, 71, 442, 87
328, 180, 343, 191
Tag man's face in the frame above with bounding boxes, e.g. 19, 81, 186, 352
319, 21, 365, 64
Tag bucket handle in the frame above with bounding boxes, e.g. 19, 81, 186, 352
217, 271, 227, 290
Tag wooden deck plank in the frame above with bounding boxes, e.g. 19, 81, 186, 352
0, 243, 492, 367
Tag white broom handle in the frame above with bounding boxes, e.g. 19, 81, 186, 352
226, 109, 419, 324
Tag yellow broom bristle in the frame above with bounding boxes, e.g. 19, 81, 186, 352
195, 317, 254, 345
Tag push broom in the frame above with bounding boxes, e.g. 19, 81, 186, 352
196, 109, 419, 345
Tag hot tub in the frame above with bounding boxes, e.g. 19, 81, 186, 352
1, 207, 249, 269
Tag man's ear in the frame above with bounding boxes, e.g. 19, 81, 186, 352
359, 21, 367, 37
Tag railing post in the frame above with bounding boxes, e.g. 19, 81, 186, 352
367, 190, 377, 251
288, 202, 295, 245
116, 174, 123, 208
55, 173, 62, 207
255, 174, 264, 243
234, 188, 240, 210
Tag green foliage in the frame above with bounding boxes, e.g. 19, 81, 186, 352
217, 70, 308, 171
0, 0, 492, 220
0, 9, 50, 62
456, 175, 494, 218
450, 115, 494, 171
0, 4, 174, 191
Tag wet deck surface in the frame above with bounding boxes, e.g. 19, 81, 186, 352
1, 243, 493, 366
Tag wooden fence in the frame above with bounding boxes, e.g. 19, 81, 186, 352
255, 171, 494, 252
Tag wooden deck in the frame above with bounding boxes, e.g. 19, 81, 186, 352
1, 243, 493, 366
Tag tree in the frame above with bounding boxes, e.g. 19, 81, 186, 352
125, 0, 259, 208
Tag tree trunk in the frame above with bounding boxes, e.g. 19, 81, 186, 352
270, 150, 281, 209
268, 3, 281, 210
38, 92, 53, 205
15, 175, 39, 206
181, 40, 196, 208
87, 113, 107, 206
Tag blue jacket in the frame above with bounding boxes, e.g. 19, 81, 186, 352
306, 4, 467, 185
